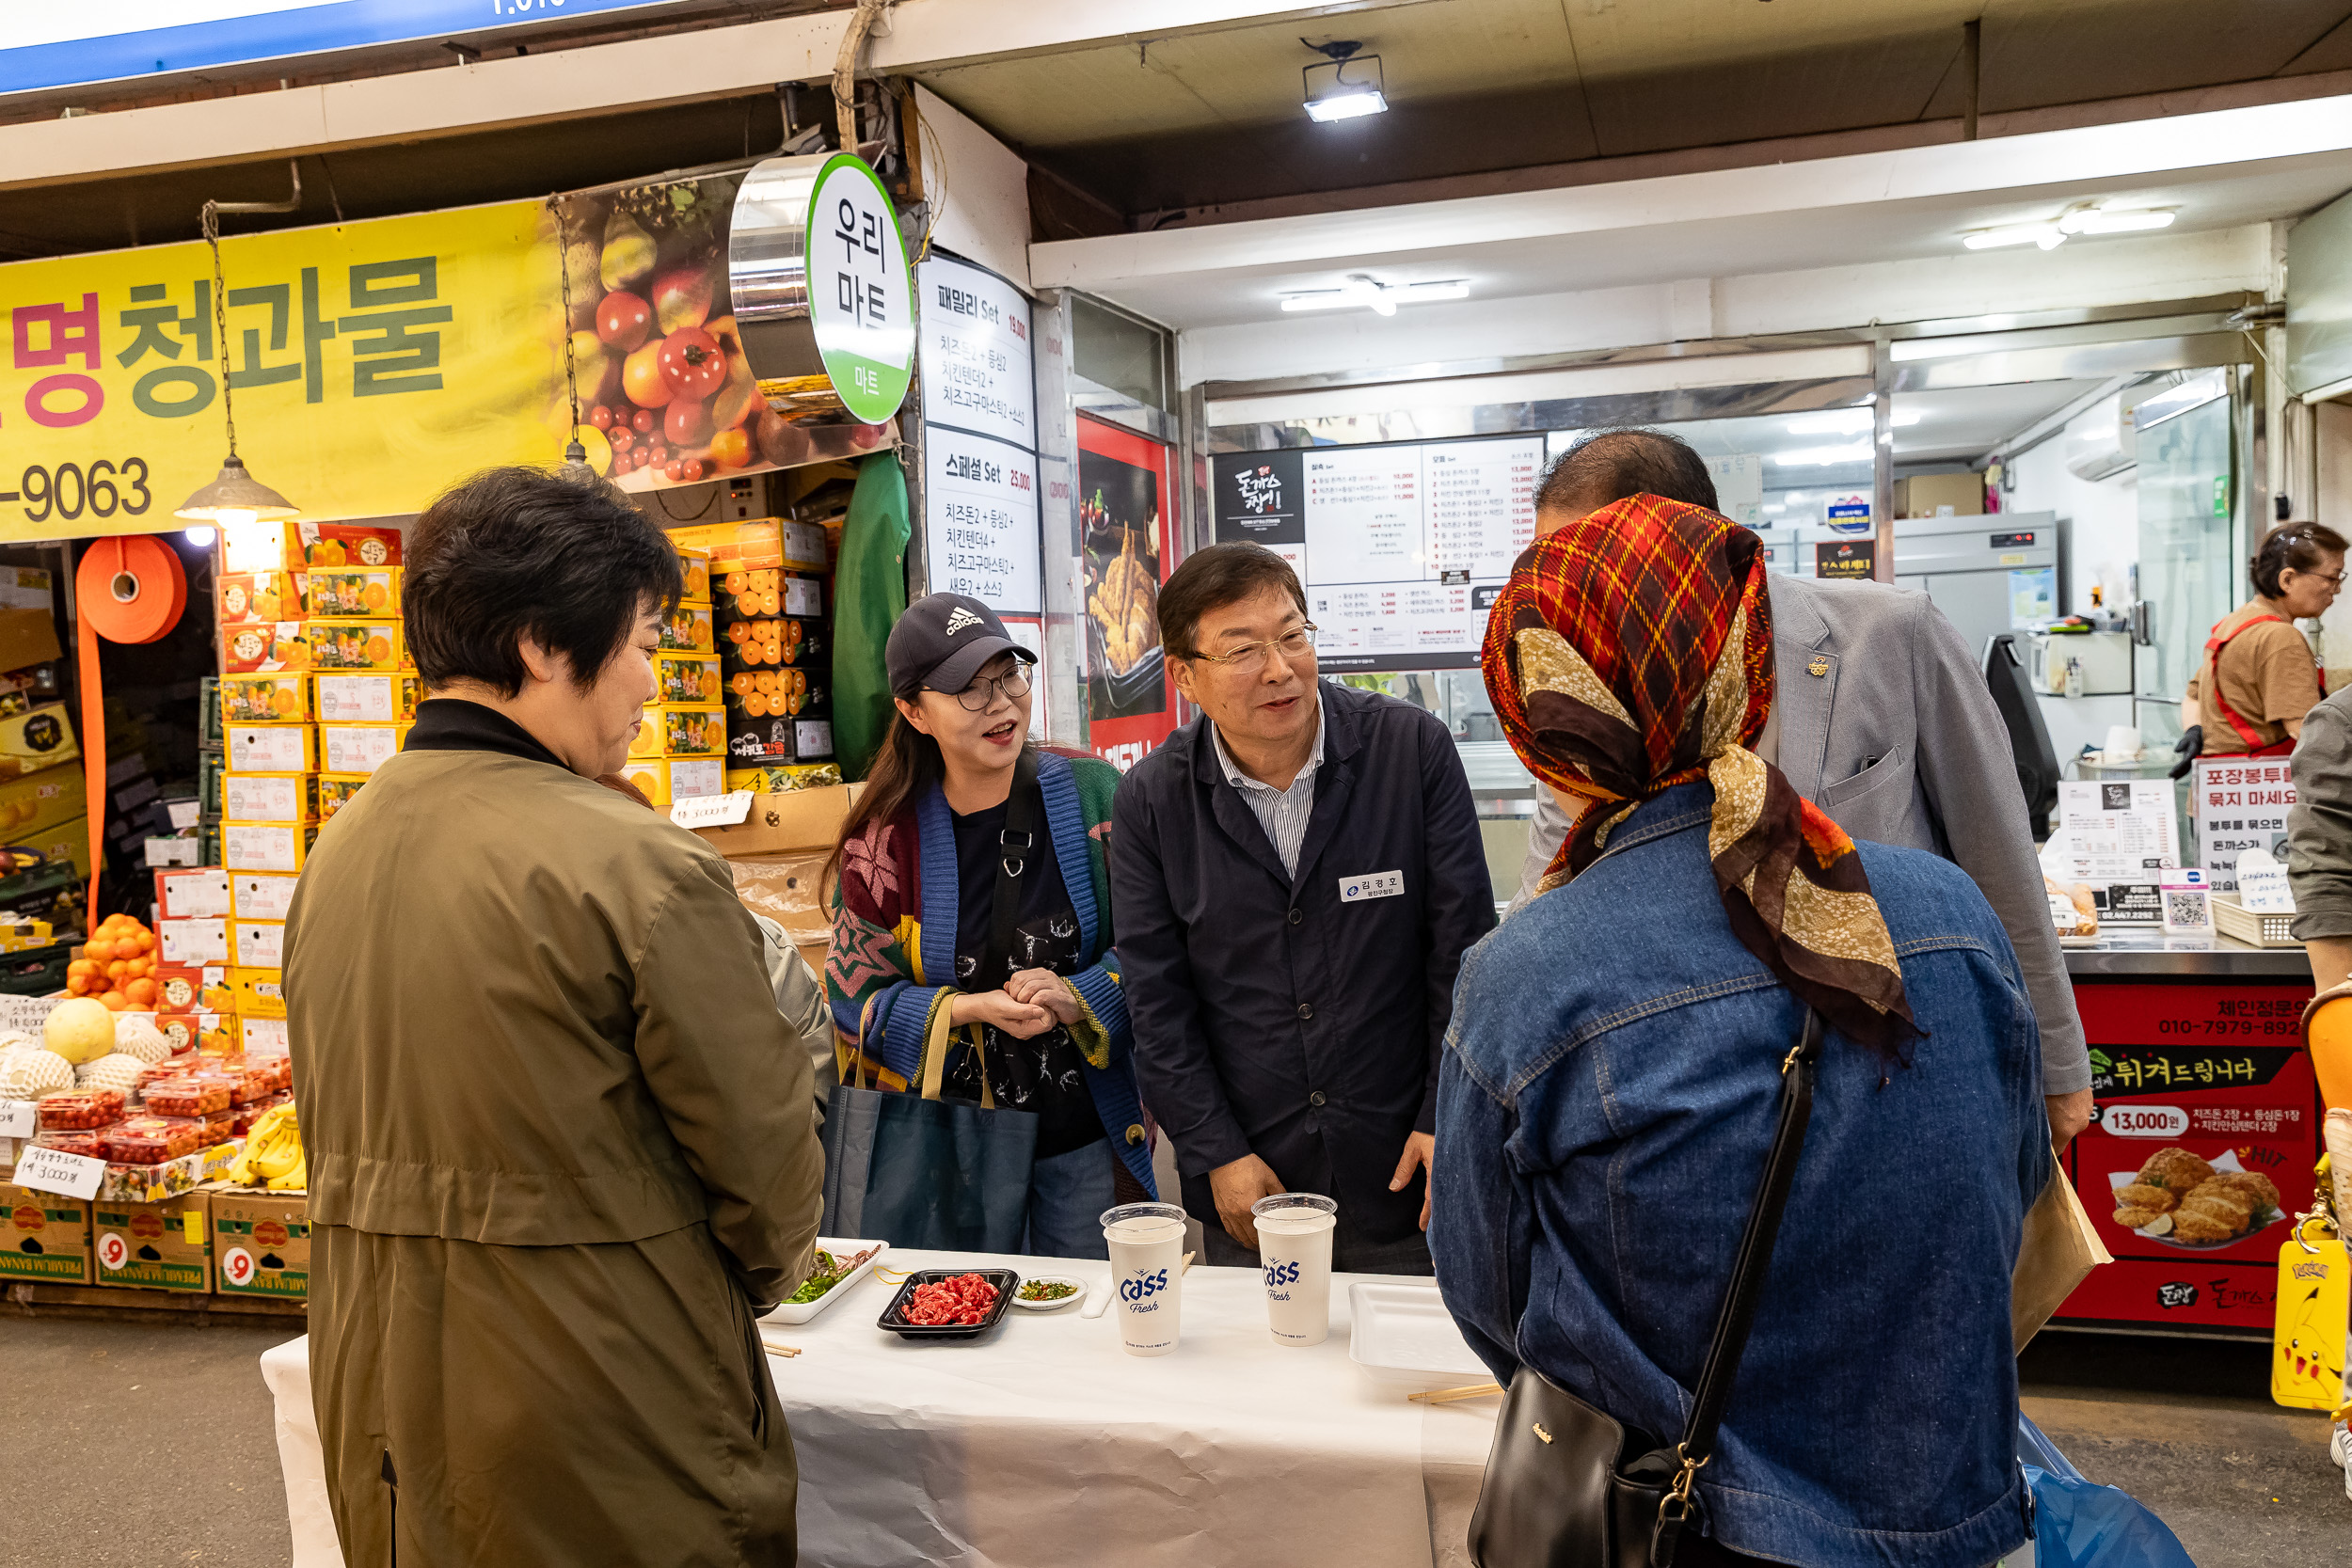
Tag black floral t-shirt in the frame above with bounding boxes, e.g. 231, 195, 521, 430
945, 791, 1106, 1158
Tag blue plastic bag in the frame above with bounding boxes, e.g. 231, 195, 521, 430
2016, 1416, 2198, 1568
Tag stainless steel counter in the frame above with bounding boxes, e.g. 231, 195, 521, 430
2061, 932, 2312, 980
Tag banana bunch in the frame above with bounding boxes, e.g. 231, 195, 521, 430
229, 1102, 306, 1191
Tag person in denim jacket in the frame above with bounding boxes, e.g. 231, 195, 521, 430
1432, 495, 2051, 1568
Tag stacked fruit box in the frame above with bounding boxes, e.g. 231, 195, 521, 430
623, 544, 725, 805
667, 517, 838, 793
215, 522, 406, 1062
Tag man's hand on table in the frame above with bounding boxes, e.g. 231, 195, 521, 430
2045, 1088, 2094, 1152
1390, 1132, 1436, 1230
1209, 1153, 1285, 1251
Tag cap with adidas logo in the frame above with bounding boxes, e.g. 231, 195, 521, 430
885, 592, 1038, 697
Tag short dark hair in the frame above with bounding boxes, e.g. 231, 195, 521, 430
406, 467, 683, 695
1158, 542, 1307, 658
1534, 428, 1718, 517
2249, 520, 2348, 598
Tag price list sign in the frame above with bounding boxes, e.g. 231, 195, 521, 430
1212, 436, 1539, 672
917, 252, 1041, 615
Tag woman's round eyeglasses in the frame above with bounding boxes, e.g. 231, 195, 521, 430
952, 669, 1033, 711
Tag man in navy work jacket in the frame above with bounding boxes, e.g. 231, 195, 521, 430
1110, 543, 1494, 1274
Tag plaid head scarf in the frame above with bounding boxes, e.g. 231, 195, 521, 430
1483, 494, 1917, 1057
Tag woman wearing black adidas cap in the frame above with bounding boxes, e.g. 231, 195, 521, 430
824, 593, 1156, 1256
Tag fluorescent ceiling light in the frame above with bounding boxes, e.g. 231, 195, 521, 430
2060, 203, 2177, 235
1279, 276, 1467, 313
1787, 408, 1921, 435
1772, 443, 1872, 467
1303, 47, 1388, 122
1306, 89, 1388, 121
1963, 223, 2065, 251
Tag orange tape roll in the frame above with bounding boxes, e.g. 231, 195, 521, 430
75, 536, 190, 926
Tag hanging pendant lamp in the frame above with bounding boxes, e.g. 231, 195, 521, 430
175, 182, 304, 525
551, 194, 601, 489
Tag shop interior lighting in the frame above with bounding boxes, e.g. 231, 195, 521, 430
1279, 275, 1468, 314
182, 527, 216, 548
176, 182, 303, 525
1302, 41, 1388, 121
1771, 442, 1873, 467
1962, 201, 2177, 251
1787, 408, 1921, 436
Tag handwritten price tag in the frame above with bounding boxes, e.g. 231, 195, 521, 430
13, 1142, 103, 1200
0, 1099, 34, 1138
669, 791, 753, 830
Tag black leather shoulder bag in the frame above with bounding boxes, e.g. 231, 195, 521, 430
1468, 1007, 1827, 1568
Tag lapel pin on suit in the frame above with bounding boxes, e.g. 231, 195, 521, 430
1807, 657, 1830, 678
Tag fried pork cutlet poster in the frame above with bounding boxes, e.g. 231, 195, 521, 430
2057, 983, 2318, 1333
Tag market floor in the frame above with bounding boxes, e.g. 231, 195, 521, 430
2019, 1330, 2343, 1566
0, 1313, 294, 1568
0, 1316, 2340, 1566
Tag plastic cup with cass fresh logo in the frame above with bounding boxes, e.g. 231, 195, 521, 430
1252, 1193, 1338, 1347
1100, 1201, 1187, 1357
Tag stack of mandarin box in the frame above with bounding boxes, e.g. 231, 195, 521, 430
674, 516, 839, 793
624, 543, 725, 806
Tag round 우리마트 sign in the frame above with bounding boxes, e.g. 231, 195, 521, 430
804, 154, 914, 424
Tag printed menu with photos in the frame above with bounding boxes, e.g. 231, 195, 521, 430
1212, 436, 1541, 672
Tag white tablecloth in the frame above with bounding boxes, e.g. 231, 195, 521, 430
260, 1250, 1502, 1567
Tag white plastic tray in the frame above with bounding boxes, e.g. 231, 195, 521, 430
1346, 1281, 1488, 1388
761, 1238, 890, 1324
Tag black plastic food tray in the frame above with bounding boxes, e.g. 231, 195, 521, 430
875, 1267, 1020, 1341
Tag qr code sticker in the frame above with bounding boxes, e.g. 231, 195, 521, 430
2165, 890, 2209, 927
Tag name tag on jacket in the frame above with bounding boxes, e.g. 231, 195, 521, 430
1339, 871, 1404, 903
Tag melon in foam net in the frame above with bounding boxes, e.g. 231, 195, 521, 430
43, 997, 118, 1066
0, 1044, 73, 1099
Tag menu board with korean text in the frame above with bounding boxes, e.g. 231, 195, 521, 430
1212, 436, 1541, 672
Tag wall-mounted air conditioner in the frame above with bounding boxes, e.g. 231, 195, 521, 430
2064, 396, 2137, 482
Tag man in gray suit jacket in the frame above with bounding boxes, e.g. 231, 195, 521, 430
1514, 431, 2094, 1146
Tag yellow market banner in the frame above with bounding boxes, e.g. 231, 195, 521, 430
0, 200, 565, 538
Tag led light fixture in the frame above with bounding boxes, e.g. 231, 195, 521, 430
1962, 200, 2178, 251
1279, 275, 1467, 314
1771, 443, 1873, 467
1787, 408, 1921, 436
1303, 40, 1388, 121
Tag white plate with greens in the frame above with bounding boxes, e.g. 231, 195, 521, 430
763, 1239, 890, 1324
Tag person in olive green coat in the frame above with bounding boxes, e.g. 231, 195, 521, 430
285, 467, 826, 1567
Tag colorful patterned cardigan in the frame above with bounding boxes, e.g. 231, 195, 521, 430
827, 746, 1155, 1196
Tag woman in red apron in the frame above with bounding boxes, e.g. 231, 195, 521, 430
2180, 522, 2345, 761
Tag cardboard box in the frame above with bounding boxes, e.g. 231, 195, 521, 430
1894, 471, 1985, 518
230, 920, 284, 970
230, 871, 301, 921
0, 766, 83, 846
220, 621, 310, 675
725, 852, 831, 946
223, 822, 318, 873
154, 963, 233, 1016
320, 722, 408, 776
151, 1011, 235, 1057
208, 1187, 309, 1301
666, 517, 783, 571
91, 1191, 213, 1291
314, 673, 419, 724
0, 565, 61, 673
13, 818, 89, 879
158, 916, 230, 966
222, 772, 317, 824
655, 652, 722, 705
306, 618, 406, 673
317, 773, 367, 822
621, 757, 723, 806
240, 1016, 289, 1055
220, 674, 312, 725
217, 571, 299, 626
154, 867, 231, 920
231, 968, 285, 1020
658, 605, 715, 655
228, 723, 317, 772
723, 764, 843, 795
0, 704, 78, 780
688, 784, 856, 857
627, 705, 723, 760
290, 520, 401, 570
300, 566, 401, 617
0, 1177, 94, 1285
675, 546, 711, 606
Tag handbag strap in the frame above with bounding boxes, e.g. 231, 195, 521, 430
985, 748, 1041, 987
1653, 1007, 1826, 1556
